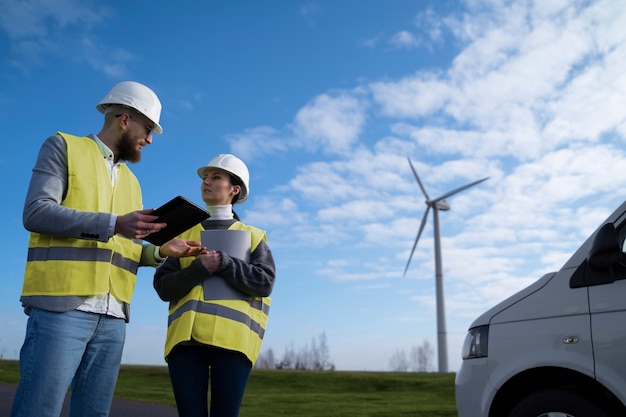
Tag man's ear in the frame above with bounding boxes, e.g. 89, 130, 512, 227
116, 113, 130, 130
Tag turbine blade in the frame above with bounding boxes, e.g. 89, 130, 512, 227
433, 177, 489, 202
407, 158, 430, 200
403, 206, 431, 277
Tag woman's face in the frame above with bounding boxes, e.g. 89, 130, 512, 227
200, 168, 240, 206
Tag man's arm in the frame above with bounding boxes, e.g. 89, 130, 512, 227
23, 135, 113, 242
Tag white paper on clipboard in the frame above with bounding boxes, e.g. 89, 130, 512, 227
200, 229, 251, 300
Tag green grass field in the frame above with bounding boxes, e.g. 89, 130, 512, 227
0, 360, 458, 417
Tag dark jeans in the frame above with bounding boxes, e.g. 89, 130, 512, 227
167, 344, 252, 417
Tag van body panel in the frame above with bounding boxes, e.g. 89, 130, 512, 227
454, 357, 492, 416
487, 314, 594, 389
589, 279, 626, 406
468, 273, 556, 329
490, 268, 589, 325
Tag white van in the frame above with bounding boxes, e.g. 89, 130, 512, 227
455, 200, 626, 417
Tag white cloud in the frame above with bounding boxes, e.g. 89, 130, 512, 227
389, 30, 422, 49
227, 126, 288, 161
226, 91, 369, 160
368, 0, 626, 166
292, 91, 368, 155
362, 33, 383, 48
370, 73, 451, 118
414, 7, 445, 44
389, 7, 445, 50
245, 197, 304, 229
0, 0, 133, 76
0, 0, 103, 39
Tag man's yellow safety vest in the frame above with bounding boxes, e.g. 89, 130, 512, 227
22, 132, 143, 304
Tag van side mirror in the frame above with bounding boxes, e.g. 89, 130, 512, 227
588, 223, 622, 271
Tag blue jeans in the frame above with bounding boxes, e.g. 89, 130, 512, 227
10, 307, 126, 417
167, 344, 252, 417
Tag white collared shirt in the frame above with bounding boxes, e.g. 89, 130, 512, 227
76, 136, 126, 319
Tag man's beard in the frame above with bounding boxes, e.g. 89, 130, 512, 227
117, 132, 141, 163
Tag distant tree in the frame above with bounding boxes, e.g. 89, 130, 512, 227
255, 347, 276, 369
389, 349, 410, 372
306, 332, 334, 371
410, 339, 434, 372
276, 341, 297, 370
309, 336, 319, 370
269, 332, 335, 371
295, 343, 309, 370
314, 332, 333, 371
418, 340, 434, 372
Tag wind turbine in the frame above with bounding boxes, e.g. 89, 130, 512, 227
404, 157, 488, 373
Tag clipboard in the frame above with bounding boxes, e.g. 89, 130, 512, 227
201, 229, 252, 300
144, 196, 209, 245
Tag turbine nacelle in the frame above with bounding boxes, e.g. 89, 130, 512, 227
431, 199, 450, 211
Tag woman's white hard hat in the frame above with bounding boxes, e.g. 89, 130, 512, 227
197, 154, 250, 204
96, 81, 163, 134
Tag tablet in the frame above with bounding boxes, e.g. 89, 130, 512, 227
144, 196, 209, 245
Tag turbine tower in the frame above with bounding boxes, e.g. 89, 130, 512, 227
404, 157, 488, 373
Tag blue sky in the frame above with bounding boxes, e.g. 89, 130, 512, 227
1, 0, 626, 372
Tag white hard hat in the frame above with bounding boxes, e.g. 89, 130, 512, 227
197, 154, 250, 204
96, 81, 163, 134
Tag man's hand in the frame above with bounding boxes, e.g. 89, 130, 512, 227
160, 239, 207, 258
116, 209, 166, 240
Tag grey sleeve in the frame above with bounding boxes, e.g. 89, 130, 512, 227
23, 135, 113, 242
216, 240, 276, 298
153, 256, 209, 302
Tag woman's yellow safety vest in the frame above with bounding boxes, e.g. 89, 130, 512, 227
22, 132, 143, 304
165, 222, 270, 365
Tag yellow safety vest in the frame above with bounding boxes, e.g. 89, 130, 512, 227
22, 132, 143, 304
165, 222, 271, 364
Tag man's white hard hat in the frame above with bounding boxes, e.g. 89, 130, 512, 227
197, 154, 250, 204
96, 81, 163, 134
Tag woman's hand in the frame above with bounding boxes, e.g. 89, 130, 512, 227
199, 250, 222, 273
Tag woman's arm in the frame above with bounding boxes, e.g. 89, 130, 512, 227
153, 256, 209, 302
215, 240, 276, 298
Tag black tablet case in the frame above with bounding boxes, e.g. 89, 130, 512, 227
144, 196, 209, 245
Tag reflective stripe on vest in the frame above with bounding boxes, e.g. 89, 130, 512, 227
27, 246, 139, 275
168, 298, 269, 339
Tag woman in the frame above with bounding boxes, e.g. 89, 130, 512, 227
154, 154, 276, 417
